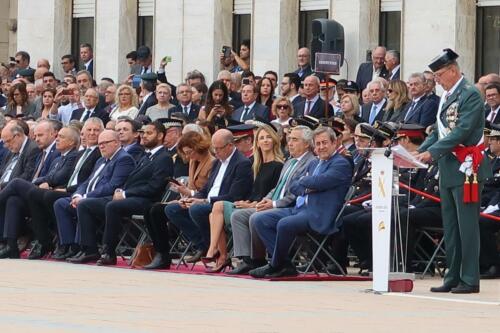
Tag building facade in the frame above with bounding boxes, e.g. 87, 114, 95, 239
6, 0, 500, 84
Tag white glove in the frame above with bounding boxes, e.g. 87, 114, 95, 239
483, 205, 499, 214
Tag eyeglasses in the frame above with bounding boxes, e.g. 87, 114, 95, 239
434, 67, 451, 79
98, 139, 117, 146
3, 133, 17, 144
276, 104, 289, 110
213, 143, 229, 151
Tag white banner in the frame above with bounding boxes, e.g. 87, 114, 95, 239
370, 149, 394, 292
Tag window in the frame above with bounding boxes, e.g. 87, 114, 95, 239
137, 0, 154, 49
298, 10, 328, 48
379, 11, 401, 53
72, 0, 95, 70
232, 14, 251, 51
232, 0, 251, 51
137, 16, 154, 49
475, 5, 500, 78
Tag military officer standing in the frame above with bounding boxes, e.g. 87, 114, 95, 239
416, 49, 492, 294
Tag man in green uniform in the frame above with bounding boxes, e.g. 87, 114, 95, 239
416, 49, 491, 294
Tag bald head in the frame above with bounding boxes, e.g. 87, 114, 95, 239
212, 129, 234, 161
98, 129, 121, 159
297, 47, 311, 67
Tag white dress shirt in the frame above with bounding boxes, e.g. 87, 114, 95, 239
207, 148, 236, 201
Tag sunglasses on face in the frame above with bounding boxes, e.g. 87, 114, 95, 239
276, 104, 289, 110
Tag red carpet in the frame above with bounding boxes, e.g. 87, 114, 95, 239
20, 252, 372, 282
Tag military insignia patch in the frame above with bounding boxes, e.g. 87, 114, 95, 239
445, 102, 459, 133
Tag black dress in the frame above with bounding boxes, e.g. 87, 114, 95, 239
249, 160, 284, 201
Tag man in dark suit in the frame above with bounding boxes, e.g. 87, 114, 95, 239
75, 121, 173, 265
80, 43, 94, 77
138, 73, 158, 116
165, 129, 253, 263
169, 83, 200, 121
229, 125, 316, 275
382, 50, 401, 81
71, 88, 109, 125
402, 73, 439, 127
250, 126, 353, 278
281, 73, 304, 106
361, 80, 388, 124
115, 118, 144, 162
0, 126, 80, 259
294, 48, 313, 82
293, 75, 334, 119
0, 121, 40, 188
53, 130, 136, 261
231, 85, 269, 122
30, 120, 61, 180
355, 46, 388, 92
25, 118, 104, 259
485, 83, 500, 124
161, 118, 189, 178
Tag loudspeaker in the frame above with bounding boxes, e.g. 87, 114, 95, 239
310, 19, 345, 68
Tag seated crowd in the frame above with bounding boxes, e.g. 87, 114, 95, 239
0, 44, 498, 279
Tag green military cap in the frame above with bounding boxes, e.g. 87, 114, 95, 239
140, 72, 158, 82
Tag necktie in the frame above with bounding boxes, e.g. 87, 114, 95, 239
183, 106, 188, 115
81, 109, 91, 122
0, 154, 19, 183
488, 109, 497, 122
272, 159, 298, 200
67, 148, 91, 187
86, 160, 108, 193
404, 100, 417, 122
32, 150, 47, 180
305, 100, 312, 115
241, 106, 250, 121
369, 104, 378, 124
296, 160, 323, 208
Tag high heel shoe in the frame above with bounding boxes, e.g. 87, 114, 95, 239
206, 258, 232, 273
200, 250, 220, 267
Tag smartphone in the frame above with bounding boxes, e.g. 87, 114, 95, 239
61, 88, 71, 95
166, 177, 181, 186
242, 78, 250, 85
162, 56, 172, 63
131, 75, 141, 89
221, 46, 231, 58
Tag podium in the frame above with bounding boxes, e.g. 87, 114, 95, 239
361, 146, 427, 292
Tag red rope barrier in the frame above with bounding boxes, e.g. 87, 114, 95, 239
347, 193, 371, 204
399, 182, 500, 222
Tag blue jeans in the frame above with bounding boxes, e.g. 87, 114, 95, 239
165, 202, 212, 250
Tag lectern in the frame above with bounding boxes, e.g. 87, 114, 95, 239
362, 146, 427, 292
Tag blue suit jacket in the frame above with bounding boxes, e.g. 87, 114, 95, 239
124, 142, 145, 162
402, 95, 439, 127
290, 153, 353, 234
196, 149, 253, 203
293, 97, 334, 119
169, 103, 200, 121
75, 148, 136, 198
231, 103, 269, 122
36, 143, 60, 178
33, 149, 79, 188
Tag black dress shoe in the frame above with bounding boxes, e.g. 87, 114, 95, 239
451, 283, 480, 294
66, 251, 84, 262
67, 251, 100, 264
61, 247, 81, 260
430, 284, 456, 293
143, 253, 171, 270
267, 262, 298, 278
96, 254, 117, 266
0, 245, 20, 259
185, 249, 206, 263
480, 265, 500, 279
51, 245, 70, 260
249, 264, 279, 278
28, 242, 52, 260
227, 261, 255, 275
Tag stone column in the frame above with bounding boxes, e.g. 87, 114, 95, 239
95, 0, 137, 82
331, 0, 380, 80
154, 0, 232, 85
402, 0, 476, 81
252, 0, 299, 79
16, 0, 71, 76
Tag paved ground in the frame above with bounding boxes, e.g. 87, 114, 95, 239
0, 260, 499, 332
